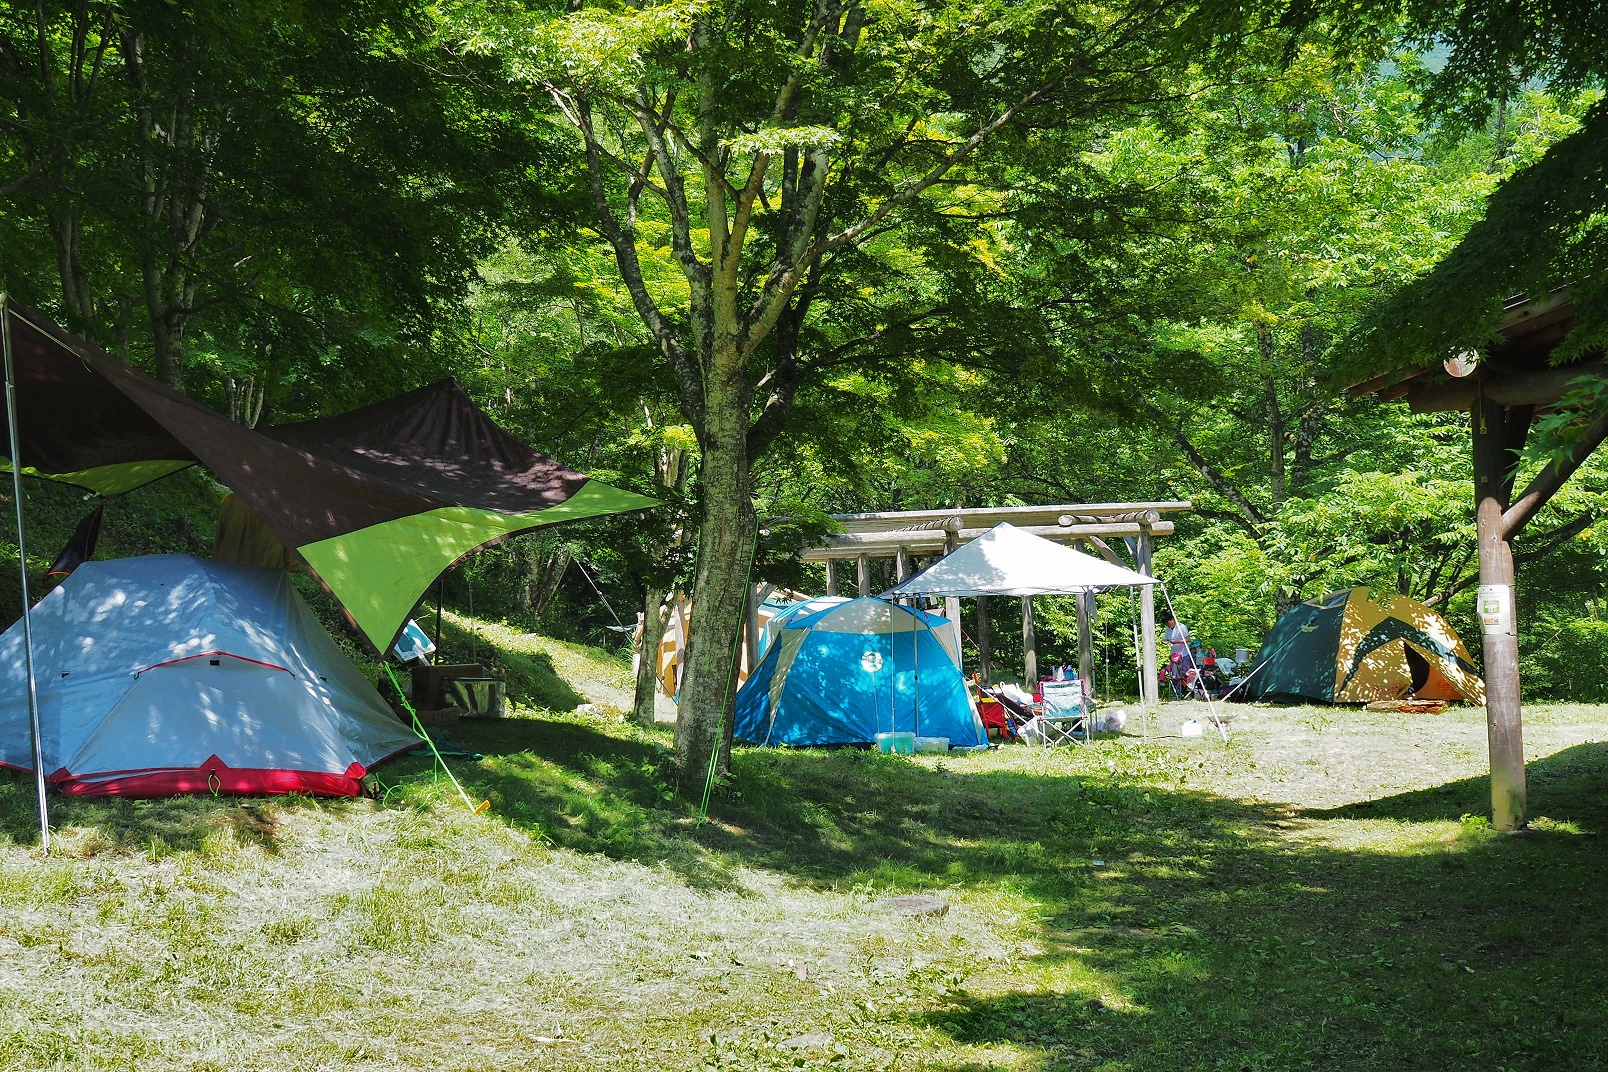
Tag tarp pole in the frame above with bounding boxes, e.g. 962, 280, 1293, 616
1160, 584, 1228, 742
2, 297, 50, 854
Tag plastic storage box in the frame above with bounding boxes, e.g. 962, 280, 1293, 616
875, 731, 916, 754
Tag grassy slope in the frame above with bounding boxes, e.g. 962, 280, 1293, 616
1, 629, 1607, 1070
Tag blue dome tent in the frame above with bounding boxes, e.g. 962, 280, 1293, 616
733, 597, 986, 749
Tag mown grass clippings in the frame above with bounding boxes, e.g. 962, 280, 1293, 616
1, 637, 1607, 1070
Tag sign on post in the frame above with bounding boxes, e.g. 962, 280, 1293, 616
1477, 584, 1515, 636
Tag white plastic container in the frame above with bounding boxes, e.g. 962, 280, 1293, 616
875, 731, 916, 754
914, 736, 949, 754
1180, 718, 1204, 738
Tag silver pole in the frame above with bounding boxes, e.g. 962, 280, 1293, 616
1, 298, 50, 853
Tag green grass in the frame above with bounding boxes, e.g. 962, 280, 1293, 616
2, 642, 1608, 1069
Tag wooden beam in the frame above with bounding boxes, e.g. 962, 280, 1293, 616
1502, 405, 1608, 538
829, 501, 1192, 534
1407, 364, 1604, 413
799, 521, 1176, 560
1084, 535, 1132, 567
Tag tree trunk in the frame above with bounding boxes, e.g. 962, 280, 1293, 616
673, 357, 753, 783
633, 582, 668, 728
1257, 324, 1286, 506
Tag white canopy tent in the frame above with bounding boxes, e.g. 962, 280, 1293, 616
885, 523, 1158, 598
884, 522, 1226, 739
885, 523, 1163, 709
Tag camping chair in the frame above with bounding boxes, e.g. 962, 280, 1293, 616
981, 685, 1036, 740
1036, 680, 1089, 747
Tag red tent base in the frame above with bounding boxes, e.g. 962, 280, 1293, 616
50, 757, 369, 798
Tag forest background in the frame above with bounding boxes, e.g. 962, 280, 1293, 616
1, 0, 1605, 760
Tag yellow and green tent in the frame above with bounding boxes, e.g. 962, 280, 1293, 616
1250, 587, 1485, 705
0, 299, 655, 652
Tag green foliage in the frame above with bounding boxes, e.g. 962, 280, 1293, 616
1522, 611, 1608, 703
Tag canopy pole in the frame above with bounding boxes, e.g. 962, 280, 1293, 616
1159, 584, 1228, 742
2, 297, 50, 854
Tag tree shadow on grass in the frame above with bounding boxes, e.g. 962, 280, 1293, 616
1302, 741, 1608, 827
910, 743, 1608, 1072
389, 714, 752, 890
0, 771, 303, 856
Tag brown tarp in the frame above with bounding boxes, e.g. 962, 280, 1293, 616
0, 299, 654, 649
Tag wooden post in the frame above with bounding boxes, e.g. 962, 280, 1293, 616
1076, 591, 1094, 698
1473, 394, 1531, 829
743, 583, 770, 679
895, 546, 910, 582
943, 530, 963, 672
856, 553, 870, 597
1021, 596, 1037, 685
1137, 531, 1158, 707
976, 594, 991, 684
824, 559, 837, 596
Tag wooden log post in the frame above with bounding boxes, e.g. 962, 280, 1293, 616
1076, 591, 1094, 698
1021, 597, 1037, 685
1472, 395, 1533, 829
856, 554, 870, 597
944, 528, 963, 673
976, 595, 991, 684
1137, 531, 1158, 707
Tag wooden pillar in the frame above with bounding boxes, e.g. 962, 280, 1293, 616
743, 583, 765, 677
856, 554, 870, 597
1076, 591, 1094, 697
1137, 531, 1158, 707
976, 594, 991, 684
944, 530, 963, 672
895, 546, 910, 582
1021, 597, 1037, 685
1473, 394, 1531, 829
824, 559, 837, 596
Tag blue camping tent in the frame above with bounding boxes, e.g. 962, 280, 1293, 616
733, 597, 986, 749
757, 594, 849, 658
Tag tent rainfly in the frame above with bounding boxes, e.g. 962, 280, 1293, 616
884, 522, 1158, 598
0, 300, 656, 652
0, 555, 420, 797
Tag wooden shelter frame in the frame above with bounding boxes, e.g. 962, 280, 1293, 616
800, 501, 1192, 705
1351, 292, 1608, 829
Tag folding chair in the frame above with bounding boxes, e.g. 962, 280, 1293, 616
1037, 680, 1089, 747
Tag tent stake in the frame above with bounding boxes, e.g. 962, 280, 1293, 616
1, 298, 50, 854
